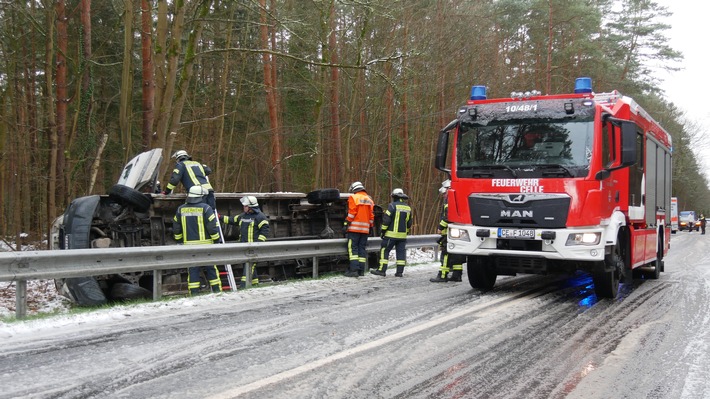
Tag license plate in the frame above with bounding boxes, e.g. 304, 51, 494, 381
498, 228, 535, 239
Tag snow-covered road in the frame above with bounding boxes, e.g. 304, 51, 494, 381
1, 235, 709, 398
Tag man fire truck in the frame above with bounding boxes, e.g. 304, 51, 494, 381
435, 77, 672, 298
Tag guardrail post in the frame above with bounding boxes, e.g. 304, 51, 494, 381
312, 256, 318, 279
152, 270, 163, 301
15, 280, 27, 319
243, 262, 252, 288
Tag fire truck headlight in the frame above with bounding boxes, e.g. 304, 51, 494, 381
449, 228, 471, 242
566, 232, 601, 246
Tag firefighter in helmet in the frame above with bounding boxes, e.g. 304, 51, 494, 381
430, 179, 465, 282
164, 150, 217, 211
222, 196, 270, 287
173, 185, 223, 295
343, 181, 375, 277
371, 188, 412, 277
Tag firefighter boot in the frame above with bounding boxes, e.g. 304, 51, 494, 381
370, 265, 387, 276
447, 270, 463, 282
429, 271, 448, 283
394, 266, 404, 277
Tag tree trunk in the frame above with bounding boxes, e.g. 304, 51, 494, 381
119, 0, 134, 159
327, 0, 342, 188
155, 0, 185, 171
260, 0, 283, 191
43, 0, 57, 245
55, 0, 68, 207
141, 0, 155, 151
152, 0, 168, 146
164, 0, 212, 180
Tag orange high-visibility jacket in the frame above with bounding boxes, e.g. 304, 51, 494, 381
346, 191, 375, 234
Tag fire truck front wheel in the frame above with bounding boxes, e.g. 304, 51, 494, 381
466, 256, 497, 290
592, 248, 623, 298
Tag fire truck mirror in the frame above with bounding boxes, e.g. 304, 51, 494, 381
436, 127, 452, 173
620, 121, 638, 167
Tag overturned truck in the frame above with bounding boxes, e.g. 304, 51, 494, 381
51, 149, 381, 305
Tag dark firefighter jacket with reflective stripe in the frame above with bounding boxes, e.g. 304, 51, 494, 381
381, 199, 412, 239
222, 208, 270, 242
345, 191, 375, 234
438, 199, 449, 237
165, 160, 214, 194
173, 203, 221, 244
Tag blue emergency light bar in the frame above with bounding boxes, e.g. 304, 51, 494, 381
470, 85, 487, 100
574, 77, 593, 93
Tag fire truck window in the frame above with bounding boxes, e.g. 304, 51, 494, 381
456, 120, 592, 176
628, 131, 644, 207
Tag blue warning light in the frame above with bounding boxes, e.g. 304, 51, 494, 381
574, 77, 593, 93
470, 85, 487, 100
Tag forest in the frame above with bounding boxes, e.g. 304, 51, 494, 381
1, 0, 709, 247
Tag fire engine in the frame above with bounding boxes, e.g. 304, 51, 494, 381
435, 77, 672, 298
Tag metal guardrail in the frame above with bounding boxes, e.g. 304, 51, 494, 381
0, 235, 439, 318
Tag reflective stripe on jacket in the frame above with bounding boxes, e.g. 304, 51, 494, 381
165, 160, 214, 193
438, 201, 449, 236
345, 191, 375, 234
173, 203, 221, 244
223, 208, 270, 242
382, 199, 412, 239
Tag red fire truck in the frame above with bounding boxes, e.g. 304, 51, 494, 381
435, 77, 672, 298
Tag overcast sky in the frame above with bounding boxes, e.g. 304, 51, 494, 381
654, 1, 710, 119
653, 0, 710, 173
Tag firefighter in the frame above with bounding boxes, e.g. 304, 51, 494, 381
371, 188, 412, 277
430, 179, 465, 282
343, 181, 375, 277
173, 186, 222, 295
222, 196, 269, 287
163, 150, 216, 211
701, 214, 707, 235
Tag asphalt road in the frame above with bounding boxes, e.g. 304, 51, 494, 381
1, 233, 709, 399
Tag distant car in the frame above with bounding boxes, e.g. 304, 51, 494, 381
51, 149, 382, 306
679, 210, 698, 232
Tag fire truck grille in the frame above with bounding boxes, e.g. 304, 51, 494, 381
469, 195, 570, 228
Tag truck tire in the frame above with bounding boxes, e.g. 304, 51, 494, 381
109, 184, 152, 212
646, 237, 663, 279
110, 282, 153, 301
64, 277, 108, 306
306, 188, 340, 204
466, 255, 497, 290
593, 244, 622, 298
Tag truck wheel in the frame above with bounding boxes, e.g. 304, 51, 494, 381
109, 184, 152, 212
64, 277, 108, 306
466, 255, 497, 290
110, 282, 153, 301
593, 245, 622, 298
306, 188, 340, 204
646, 238, 663, 279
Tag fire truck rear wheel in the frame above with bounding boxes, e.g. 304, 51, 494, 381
466, 256, 497, 290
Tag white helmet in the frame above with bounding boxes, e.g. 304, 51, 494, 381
186, 185, 207, 203
240, 195, 258, 207
439, 179, 451, 194
391, 188, 408, 199
349, 181, 365, 193
172, 150, 190, 161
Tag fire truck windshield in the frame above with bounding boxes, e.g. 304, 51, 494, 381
456, 119, 593, 178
